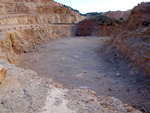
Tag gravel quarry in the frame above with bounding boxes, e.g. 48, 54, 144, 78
17, 37, 150, 112
0, 1, 149, 113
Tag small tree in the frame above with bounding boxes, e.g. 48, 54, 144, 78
120, 17, 124, 21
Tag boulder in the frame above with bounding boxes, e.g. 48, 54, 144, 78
0, 64, 7, 84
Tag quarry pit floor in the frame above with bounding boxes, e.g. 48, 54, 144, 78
17, 37, 150, 112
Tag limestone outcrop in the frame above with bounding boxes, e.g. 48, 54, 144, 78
0, 25, 76, 64
0, 0, 85, 64
0, 0, 143, 112
105, 2, 150, 77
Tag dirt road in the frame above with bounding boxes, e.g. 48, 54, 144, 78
17, 37, 150, 112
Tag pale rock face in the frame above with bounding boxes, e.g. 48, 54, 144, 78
0, 0, 85, 64
0, 64, 7, 83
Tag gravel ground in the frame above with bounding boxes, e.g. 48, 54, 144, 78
0, 59, 140, 113
17, 37, 150, 112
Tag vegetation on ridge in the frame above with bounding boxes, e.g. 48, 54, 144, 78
76, 15, 123, 36
80, 15, 123, 26
80, 12, 104, 17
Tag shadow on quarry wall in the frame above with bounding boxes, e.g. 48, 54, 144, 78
71, 25, 77, 36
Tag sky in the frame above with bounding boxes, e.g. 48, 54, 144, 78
53, 0, 149, 14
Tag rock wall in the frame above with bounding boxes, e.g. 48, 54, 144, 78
0, 0, 85, 64
0, 14, 80, 25
105, 2, 150, 77
0, 0, 82, 19
0, 24, 76, 64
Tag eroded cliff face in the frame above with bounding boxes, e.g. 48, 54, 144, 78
106, 2, 150, 77
76, 15, 122, 36
0, 0, 84, 22
0, 0, 85, 63
0, 25, 76, 63
104, 10, 131, 20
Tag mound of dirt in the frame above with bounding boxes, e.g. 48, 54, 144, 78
76, 15, 123, 36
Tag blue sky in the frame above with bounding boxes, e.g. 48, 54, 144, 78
54, 0, 149, 13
